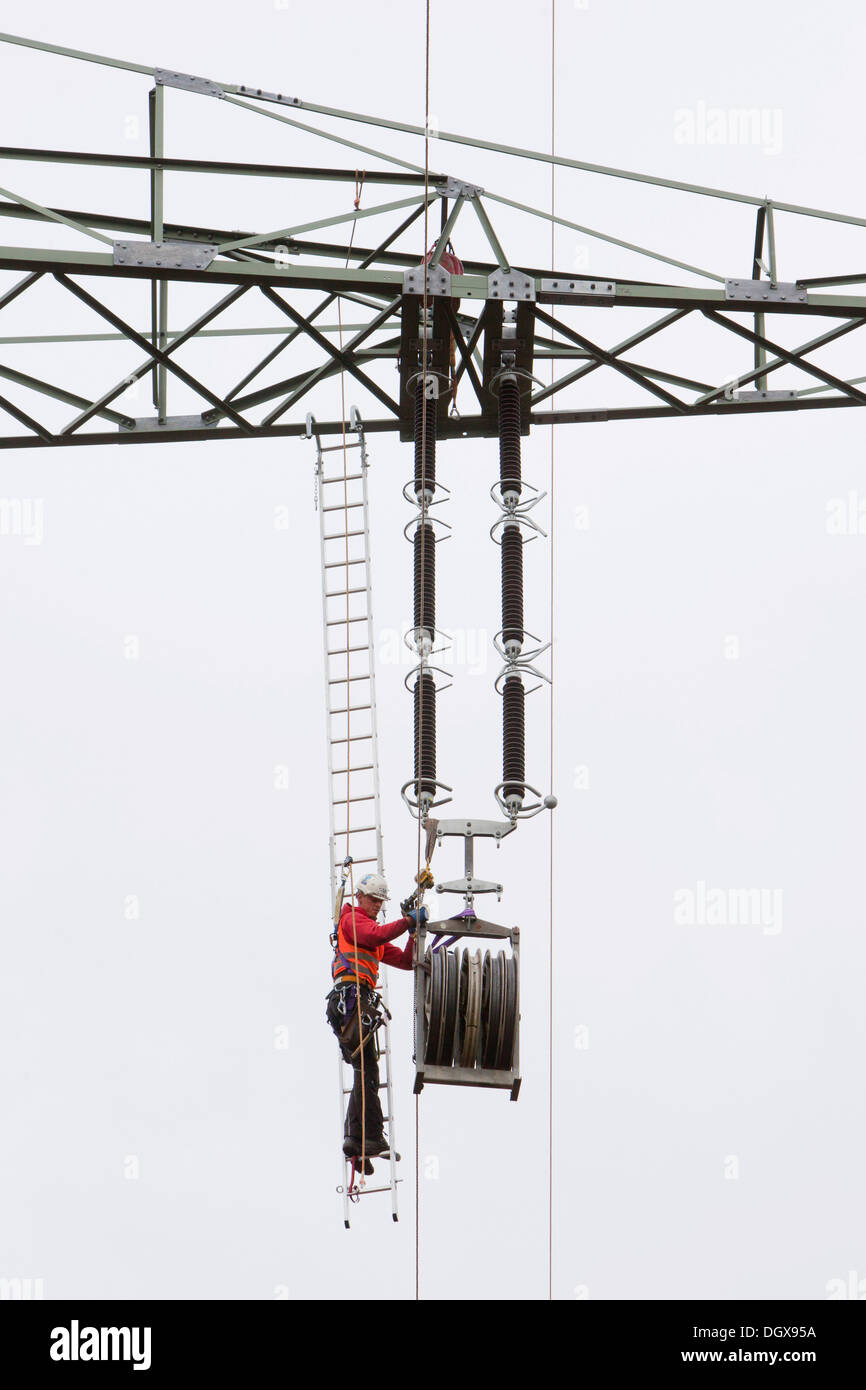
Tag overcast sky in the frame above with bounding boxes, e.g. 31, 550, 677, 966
0, 0, 864, 1301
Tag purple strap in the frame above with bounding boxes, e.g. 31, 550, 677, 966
432, 911, 475, 953
432, 935, 459, 953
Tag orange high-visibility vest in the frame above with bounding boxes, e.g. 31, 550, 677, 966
332, 904, 383, 988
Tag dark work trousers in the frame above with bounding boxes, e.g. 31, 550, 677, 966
326, 984, 384, 1142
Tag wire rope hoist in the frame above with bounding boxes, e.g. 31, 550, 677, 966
400, 268, 556, 1102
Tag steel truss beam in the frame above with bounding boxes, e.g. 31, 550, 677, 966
1, 252, 866, 446
1, 393, 862, 454
0, 146, 441, 186
1, 31, 866, 449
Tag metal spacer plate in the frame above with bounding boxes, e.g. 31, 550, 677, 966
730, 389, 798, 402
725, 279, 807, 303
403, 264, 452, 297
434, 818, 515, 840
123, 415, 218, 432
436, 877, 503, 894
154, 68, 224, 98
236, 84, 302, 107
114, 240, 218, 270
441, 177, 484, 199
488, 268, 536, 301
540, 277, 615, 301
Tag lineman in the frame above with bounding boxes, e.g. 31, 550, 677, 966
326, 872, 426, 1161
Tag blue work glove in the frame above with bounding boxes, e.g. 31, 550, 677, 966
405, 906, 429, 930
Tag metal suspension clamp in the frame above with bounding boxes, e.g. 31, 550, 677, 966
400, 777, 453, 816
492, 630, 551, 671
402, 662, 453, 694
489, 477, 547, 519
493, 658, 551, 698
402, 511, 452, 544
405, 368, 452, 398
489, 475, 545, 508
402, 478, 451, 508
490, 507, 548, 545
403, 625, 453, 660
493, 780, 558, 822
488, 364, 545, 397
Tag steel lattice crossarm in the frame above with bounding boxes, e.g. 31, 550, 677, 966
2, 29, 866, 450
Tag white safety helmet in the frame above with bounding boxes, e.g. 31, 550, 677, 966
356, 872, 390, 902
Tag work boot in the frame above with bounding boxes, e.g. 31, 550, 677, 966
361, 1159, 374, 1176
363, 1135, 392, 1157
342, 1137, 362, 1158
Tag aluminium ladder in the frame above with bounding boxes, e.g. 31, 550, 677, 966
309, 409, 400, 1227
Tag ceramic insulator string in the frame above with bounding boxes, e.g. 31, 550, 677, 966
498, 376, 522, 501
502, 674, 526, 805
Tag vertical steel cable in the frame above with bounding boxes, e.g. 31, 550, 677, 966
548, 0, 557, 1303
414, 0, 432, 1306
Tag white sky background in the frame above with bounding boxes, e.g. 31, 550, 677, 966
0, 0, 864, 1300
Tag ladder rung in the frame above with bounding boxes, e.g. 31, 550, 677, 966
328, 674, 370, 685
330, 734, 373, 745
329, 704, 372, 715
324, 530, 365, 540
318, 440, 363, 453
325, 558, 366, 570
322, 502, 364, 512
326, 615, 369, 626
327, 644, 369, 656
320, 472, 364, 483
333, 795, 375, 805
351, 1184, 403, 1197
334, 855, 376, 865
333, 825, 377, 835
333, 764, 374, 774
325, 586, 367, 597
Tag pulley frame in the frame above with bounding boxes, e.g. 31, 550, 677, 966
412, 914, 521, 1101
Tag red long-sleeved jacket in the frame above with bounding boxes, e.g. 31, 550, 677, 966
335, 901, 414, 978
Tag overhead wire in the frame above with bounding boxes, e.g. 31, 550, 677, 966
548, 0, 556, 1304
